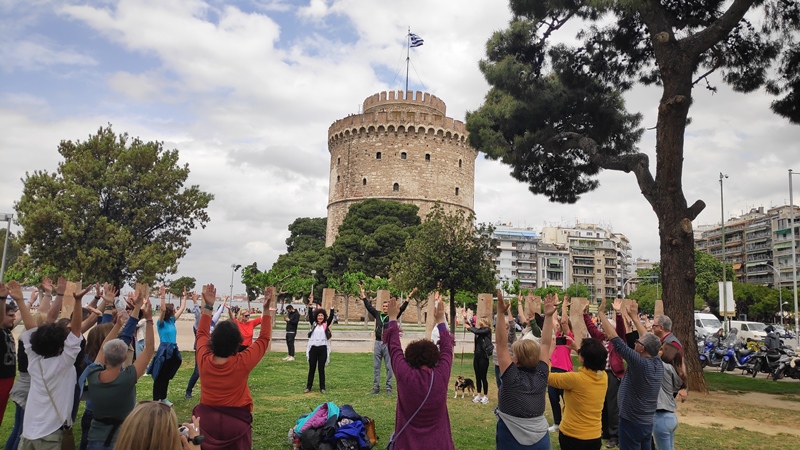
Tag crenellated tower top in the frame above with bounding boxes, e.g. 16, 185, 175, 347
362, 90, 446, 115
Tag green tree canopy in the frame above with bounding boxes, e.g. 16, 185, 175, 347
466, 0, 799, 392
1, 230, 23, 282
167, 276, 196, 297
391, 204, 498, 333
325, 199, 420, 280
14, 125, 213, 288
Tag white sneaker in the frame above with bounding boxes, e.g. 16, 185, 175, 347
286, 356, 295, 361
548, 424, 559, 433
281, 356, 289, 361
480, 396, 489, 404
472, 395, 481, 403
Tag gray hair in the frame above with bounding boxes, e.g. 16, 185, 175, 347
640, 333, 662, 357
103, 339, 128, 367
655, 315, 672, 331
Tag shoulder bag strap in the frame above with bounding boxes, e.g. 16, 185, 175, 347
391, 371, 435, 443
38, 360, 67, 426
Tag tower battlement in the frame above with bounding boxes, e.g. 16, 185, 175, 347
362, 90, 446, 115
325, 91, 477, 246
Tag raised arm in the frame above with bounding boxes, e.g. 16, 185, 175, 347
5, 281, 35, 330
38, 277, 54, 315
159, 285, 167, 324
560, 295, 571, 334
597, 298, 619, 340
359, 284, 379, 319
258, 288, 273, 338
496, 290, 512, 374
71, 284, 91, 337
133, 298, 155, 377
398, 287, 416, 318
94, 317, 124, 365
621, 299, 647, 337
384, 298, 410, 374
174, 287, 188, 320
46, 276, 68, 324
539, 294, 557, 365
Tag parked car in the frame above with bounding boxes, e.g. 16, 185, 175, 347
695, 312, 723, 338
729, 320, 768, 342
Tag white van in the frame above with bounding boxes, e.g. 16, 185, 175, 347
695, 312, 722, 337
728, 320, 768, 342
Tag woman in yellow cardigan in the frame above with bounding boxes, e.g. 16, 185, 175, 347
547, 335, 609, 450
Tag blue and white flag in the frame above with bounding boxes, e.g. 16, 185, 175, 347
409, 33, 424, 48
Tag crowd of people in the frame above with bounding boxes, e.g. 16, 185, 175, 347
0, 278, 276, 450
0, 276, 690, 450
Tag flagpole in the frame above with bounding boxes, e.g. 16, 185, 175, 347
405, 27, 410, 95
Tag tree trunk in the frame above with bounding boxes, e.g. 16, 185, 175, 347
450, 290, 457, 334
344, 294, 349, 324
653, 66, 707, 393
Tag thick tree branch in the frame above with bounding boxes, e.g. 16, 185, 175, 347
552, 132, 658, 207
683, 0, 757, 57
687, 200, 706, 221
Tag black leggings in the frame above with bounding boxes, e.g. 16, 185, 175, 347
307, 345, 327, 390
153, 357, 182, 401
559, 432, 601, 450
473, 356, 489, 395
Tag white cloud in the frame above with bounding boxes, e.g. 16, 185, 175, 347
2, 0, 799, 295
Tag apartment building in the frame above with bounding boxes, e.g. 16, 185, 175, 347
493, 225, 541, 291
695, 205, 800, 289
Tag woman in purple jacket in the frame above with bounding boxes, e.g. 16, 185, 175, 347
384, 293, 454, 450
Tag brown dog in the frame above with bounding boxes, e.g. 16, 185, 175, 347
453, 376, 476, 398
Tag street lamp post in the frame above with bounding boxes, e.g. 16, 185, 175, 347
0, 213, 12, 282
789, 169, 799, 347
767, 264, 783, 327
720, 173, 729, 332
310, 269, 317, 301
230, 263, 242, 309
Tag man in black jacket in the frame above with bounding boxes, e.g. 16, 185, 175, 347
360, 284, 416, 394
283, 305, 300, 361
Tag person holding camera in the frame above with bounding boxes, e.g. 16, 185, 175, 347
114, 401, 202, 450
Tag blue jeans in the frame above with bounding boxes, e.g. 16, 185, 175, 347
86, 441, 114, 450
548, 367, 567, 425
652, 411, 678, 450
186, 360, 200, 395
4, 403, 23, 450
496, 418, 551, 450
618, 416, 654, 450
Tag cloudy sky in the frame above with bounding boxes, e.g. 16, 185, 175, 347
2, 0, 798, 294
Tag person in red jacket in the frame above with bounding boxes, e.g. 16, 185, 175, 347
194, 284, 273, 450
234, 309, 262, 352
583, 298, 627, 448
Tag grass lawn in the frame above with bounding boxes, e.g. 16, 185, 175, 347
3, 352, 799, 449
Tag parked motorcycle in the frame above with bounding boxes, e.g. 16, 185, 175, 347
719, 329, 740, 372
771, 348, 797, 381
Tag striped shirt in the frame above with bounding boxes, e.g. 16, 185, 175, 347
611, 337, 663, 425
498, 361, 549, 418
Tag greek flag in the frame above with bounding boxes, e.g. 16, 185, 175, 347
409, 33, 424, 48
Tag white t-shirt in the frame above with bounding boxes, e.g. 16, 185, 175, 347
308, 325, 328, 347
21, 328, 82, 439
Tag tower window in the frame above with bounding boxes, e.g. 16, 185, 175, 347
455, 187, 460, 196
425, 153, 431, 161
393, 183, 399, 192
401, 152, 407, 160
458, 159, 462, 168
376, 152, 382, 159
363, 178, 367, 185
337, 157, 340, 166
337, 175, 340, 183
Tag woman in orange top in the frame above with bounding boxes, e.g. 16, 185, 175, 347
193, 284, 273, 450
234, 309, 262, 351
